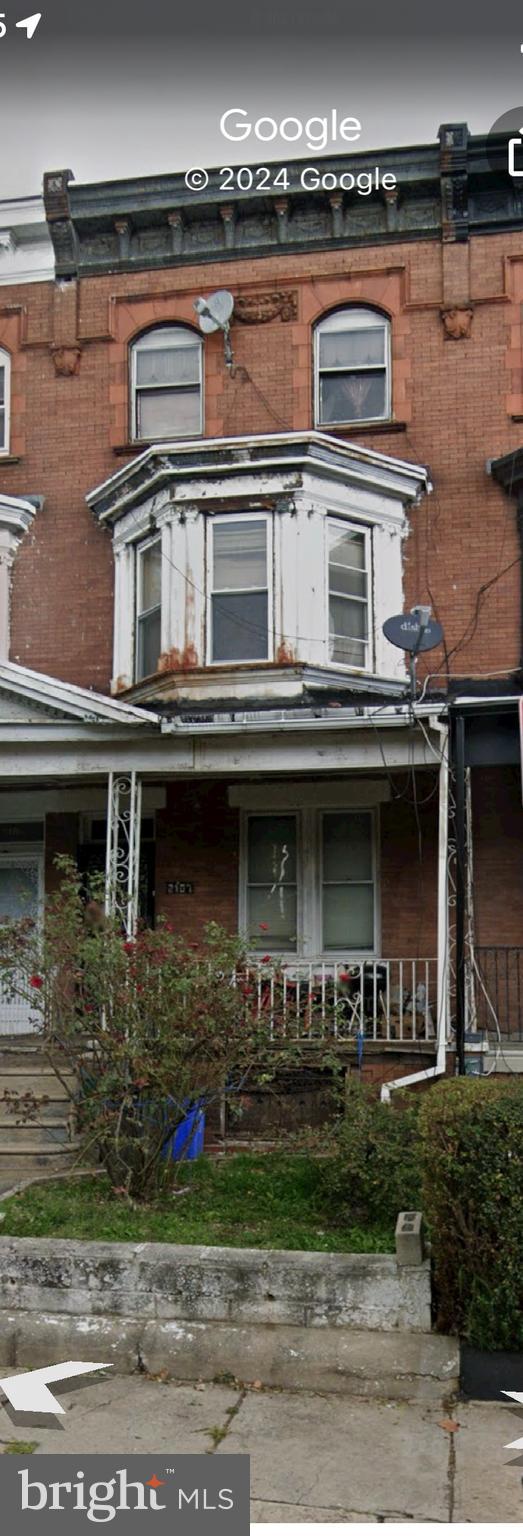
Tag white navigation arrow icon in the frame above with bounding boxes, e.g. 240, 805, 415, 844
502, 1389, 523, 1449
0, 1361, 112, 1415
16, 13, 42, 38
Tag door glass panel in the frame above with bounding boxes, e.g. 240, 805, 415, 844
247, 815, 297, 950
0, 862, 39, 923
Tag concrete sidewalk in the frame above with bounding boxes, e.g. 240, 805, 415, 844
0, 1376, 522, 1522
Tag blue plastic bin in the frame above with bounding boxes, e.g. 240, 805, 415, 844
163, 1101, 205, 1162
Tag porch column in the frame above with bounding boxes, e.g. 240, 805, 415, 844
104, 770, 142, 937
436, 725, 450, 1064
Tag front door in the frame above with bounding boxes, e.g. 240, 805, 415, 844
0, 853, 44, 1034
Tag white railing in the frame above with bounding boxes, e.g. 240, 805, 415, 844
236, 958, 438, 1043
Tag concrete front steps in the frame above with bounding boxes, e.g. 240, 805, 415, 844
0, 1037, 80, 1180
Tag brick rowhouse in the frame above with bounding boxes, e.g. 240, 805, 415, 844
0, 121, 522, 1092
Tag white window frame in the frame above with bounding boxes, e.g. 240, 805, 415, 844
314, 307, 391, 429
130, 326, 203, 443
239, 803, 379, 961
326, 516, 372, 673
206, 511, 273, 667
134, 533, 162, 682
0, 347, 11, 455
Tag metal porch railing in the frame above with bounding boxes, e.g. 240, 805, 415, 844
236, 957, 438, 1043
474, 947, 523, 1043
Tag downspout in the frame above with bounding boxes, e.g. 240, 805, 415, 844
380, 719, 449, 1102
453, 709, 466, 1074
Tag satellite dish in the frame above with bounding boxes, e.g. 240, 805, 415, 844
383, 610, 444, 654
194, 290, 234, 335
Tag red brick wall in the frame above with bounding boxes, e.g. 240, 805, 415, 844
2, 228, 523, 689
155, 782, 239, 939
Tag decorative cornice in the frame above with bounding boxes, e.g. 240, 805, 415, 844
86, 429, 432, 526
0, 494, 37, 552
42, 126, 523, 280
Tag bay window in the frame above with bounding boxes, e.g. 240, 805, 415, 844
210, 514, 270, 663
328, 519, 370, 669
135, 536, 162, 681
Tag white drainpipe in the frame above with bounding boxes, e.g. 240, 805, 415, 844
381, 718, 449, 1103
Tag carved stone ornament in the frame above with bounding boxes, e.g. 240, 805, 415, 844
51, 345, 82, 376
441, 306, 473, 340
235, 290, 298, 324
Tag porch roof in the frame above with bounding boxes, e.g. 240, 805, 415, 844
0, 660, 160, 728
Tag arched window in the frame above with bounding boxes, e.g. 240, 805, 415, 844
130, 326, 203, 442
314, 308, 391, 428
0, 348, 11, 453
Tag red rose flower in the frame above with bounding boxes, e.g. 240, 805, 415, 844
261, 954, 272, 963
29, 974, 43, 990
259, 922, 269, 931
339, 971, 351, 983
123, 941, 135, 955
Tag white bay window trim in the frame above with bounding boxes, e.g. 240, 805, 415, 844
239, 795, 379, 960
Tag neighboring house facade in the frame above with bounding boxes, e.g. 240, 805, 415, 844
0, 124, 522, 1093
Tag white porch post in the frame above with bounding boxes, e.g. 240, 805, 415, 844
436, 725, 450, 1063
105, 770, 143, 937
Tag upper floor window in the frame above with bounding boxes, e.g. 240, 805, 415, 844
135, 536, 162, 681
131, 326, 203, 442
314, 308, 390, 427
328, 519, 370, 670
209, 514, 271, 664
0, 348, 11, 453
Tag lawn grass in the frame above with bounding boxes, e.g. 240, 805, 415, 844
0, 1153, 394, 1253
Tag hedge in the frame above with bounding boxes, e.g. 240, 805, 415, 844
419, 1077, 523, 1352
319, 1081, 422, 1227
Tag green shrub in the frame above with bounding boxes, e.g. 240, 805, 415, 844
419, 1078, 523, 1351
319, 1081, 422, 1226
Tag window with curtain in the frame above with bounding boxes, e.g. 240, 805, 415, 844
135, 537, 162, 681
0, 348, 11, 452
211, 516, 270, 663
328, 519, 370, 669
131, 326, 202, 441
315, 308, 390, 426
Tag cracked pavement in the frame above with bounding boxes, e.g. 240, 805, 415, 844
0, 1376, 521, 1521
